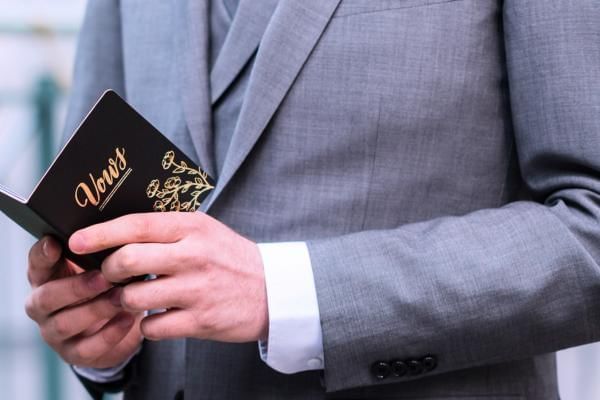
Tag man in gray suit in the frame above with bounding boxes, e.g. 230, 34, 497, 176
24, 0, 600, 399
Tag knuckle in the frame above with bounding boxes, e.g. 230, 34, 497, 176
101, 258, 119, 282
176, 241, 204, 269
180, 239, 200, 261
70, 275, 90, 299
139, 322, 154, 339
24, 295, 37, 320
132, 215, 152, 238
172, 213, 189, 232
50, 315, 71, 338
40, 322, 61, 348
106, 248, 137, 282
118, 246, 138, 272
39, 324, 54, 344
185, 211, 204, 227
140, 320, 162, 340
199, 319, 217, 333
167, 244, 185, 267
92, 228, 108, 250
101, 320, 126, 345
120, 287, 139, 310
193, 310, 217, 334
70, 342, 93, 365
158, 213, 184, 241
91, 297, 118, 319
33, 286, 52, 316
169, 224, 183, 241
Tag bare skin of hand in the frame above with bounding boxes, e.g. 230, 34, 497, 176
68, 212, 269, 343
25, 236, 143, 368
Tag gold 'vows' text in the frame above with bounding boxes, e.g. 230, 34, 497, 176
75, 147, 129, 209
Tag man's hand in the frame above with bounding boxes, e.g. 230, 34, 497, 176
69, 212, 269, 343
25, 236, 143, 369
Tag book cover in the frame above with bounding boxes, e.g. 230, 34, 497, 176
0, 90, 214, 270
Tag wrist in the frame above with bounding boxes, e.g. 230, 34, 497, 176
249, 241, 269, 341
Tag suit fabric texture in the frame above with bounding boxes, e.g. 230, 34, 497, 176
65, 0, 600, 399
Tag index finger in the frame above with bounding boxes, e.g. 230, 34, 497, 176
28, 236, 62, 288
69, 212, 189, 255
25, 270, 113, 322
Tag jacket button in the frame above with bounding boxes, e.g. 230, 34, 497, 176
371, 361, 391, 380
391, 360, 408, 377
422, 355, 437, 372
407, 359, 424, 376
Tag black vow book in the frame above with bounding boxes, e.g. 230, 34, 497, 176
0, 90, 214, 270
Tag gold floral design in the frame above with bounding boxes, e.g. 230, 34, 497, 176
146, 151, 214, 212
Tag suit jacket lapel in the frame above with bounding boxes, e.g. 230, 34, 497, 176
205, 0, 342, 211
175, 0, 216, 177
210, 0, 279, 105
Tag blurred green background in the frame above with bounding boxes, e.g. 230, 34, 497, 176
0, 1, 120, 399
0, 1, 598, 399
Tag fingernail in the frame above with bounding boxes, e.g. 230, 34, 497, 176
110, 288, 123, 307
116, 313, 134, 328
42, 238, 50, 257
42, 237, 59, 261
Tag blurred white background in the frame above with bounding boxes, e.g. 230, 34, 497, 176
0, 2, 118, 399
0, 1, 597, 399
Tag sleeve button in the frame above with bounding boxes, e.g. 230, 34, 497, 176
307, 357, 323, 369
371, 361, 391, 380
391, 360, 408, 377
422, 356, 437, 372
407, 359, 424, 376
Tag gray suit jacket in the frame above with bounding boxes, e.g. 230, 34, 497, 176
65, 1, 600, 399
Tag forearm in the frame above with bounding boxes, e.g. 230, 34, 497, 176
309, 200, 600, 391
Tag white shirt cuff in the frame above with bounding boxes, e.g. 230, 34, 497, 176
73, 343, 141, 383
257, 241, 325, 374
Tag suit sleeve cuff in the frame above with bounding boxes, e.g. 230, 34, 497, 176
257, 241, 325, 374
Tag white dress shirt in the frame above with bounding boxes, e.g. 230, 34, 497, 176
75, 241, 324, 382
